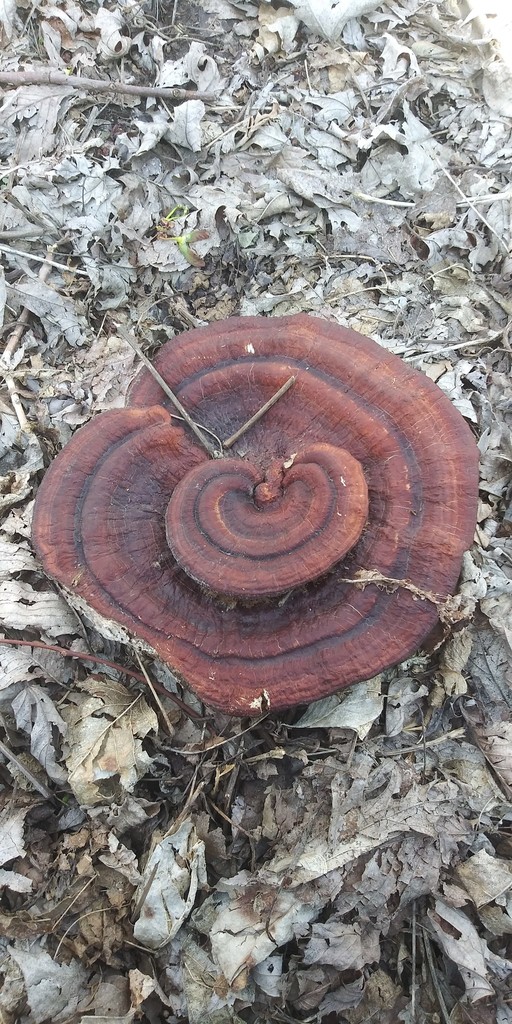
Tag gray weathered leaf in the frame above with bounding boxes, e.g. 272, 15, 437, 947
11, 684, 67, 782
166, 101, 205, 152
289, 0, 381, 42
0, 580, 78, 638
133, 821, 207, 948
0, 806, 28, 866
8, 944, 88, 1024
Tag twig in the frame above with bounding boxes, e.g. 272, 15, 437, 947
1, 244, 59, 431
223, 375, 296, 449
342, 188, 512, 211
0, 636, 148, 681
0, 228, 42, 240
52, 877, 95, 930
0, 637, 205, 720
2, 243, 54, 365
130, 863, 158, 924
135, 651, 175, 736
400, 337, 496, 358
458, 187, 512, 205
378, 727, 466, 756
422, 932, 451, 1024
434, 154, 509, 256
117, 326, 218, 457
411, 900, 417, 1023
0, 243, 89, 276
4, 376, 30, 431
0, 737, 53, 799
206, 794, 254, 840
339, 569, 473, 624
0, 70, 214, 102
55, 904, 125, 958
167, 715, 268, 756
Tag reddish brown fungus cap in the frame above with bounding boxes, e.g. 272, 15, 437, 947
32, 314, 479, 715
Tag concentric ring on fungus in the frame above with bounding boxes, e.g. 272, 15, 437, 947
32, 314, 479, 715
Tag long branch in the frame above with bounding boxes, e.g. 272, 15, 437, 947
0, 70, 214, 102
0, 637, 204, 719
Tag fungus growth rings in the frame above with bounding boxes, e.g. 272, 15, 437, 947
32, 314, 479, 715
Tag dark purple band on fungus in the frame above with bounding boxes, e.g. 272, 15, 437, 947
32, 314, 479, 715
166, 444, 369, 598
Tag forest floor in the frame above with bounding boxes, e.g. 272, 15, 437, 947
0, 1, 511, 1022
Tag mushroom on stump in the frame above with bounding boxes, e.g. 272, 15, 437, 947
32, 314, 479, 715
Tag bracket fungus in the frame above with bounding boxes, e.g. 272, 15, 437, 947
32, 314, 479, 715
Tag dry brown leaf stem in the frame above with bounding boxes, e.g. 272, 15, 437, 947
0, 637, 205, 719
422, 932, 451, 1024
223, 375, 296, 448
0, 244, 89, 275
135, 651, 175, 735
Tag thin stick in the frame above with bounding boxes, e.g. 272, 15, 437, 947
330, 188, 512, 211
117, 327, 217, 457
0, 637, 205, 720
0, 737, 53, 799
378, 727, 466, 756
422, 932, 451, 1024
206, 795, 254, 840
434, 154, 509, 256
223, 375, 296, 449
0, 70, 214, 102
135, 651, 175, 736
1, 245, 62, 430
0, 635, 151, 681
5, 376, 30, 431
0, 243, 89, 276
411, 900, 417, 1023
2, 244, 54, 365
0, 228, 42, 240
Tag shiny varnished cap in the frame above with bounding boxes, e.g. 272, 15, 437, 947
32, 314, 479, 714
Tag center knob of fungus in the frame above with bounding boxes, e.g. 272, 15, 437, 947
252, 460, 285, 508
165, 443, 369, 599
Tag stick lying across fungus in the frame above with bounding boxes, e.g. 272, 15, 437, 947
32, 314, 479, 715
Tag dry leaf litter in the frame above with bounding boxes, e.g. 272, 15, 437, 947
0, 0, 511, 1022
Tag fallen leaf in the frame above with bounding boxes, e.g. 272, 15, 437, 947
428, 899, 495, 1002
166, 100, 206, 152
62, 679, 158, 805
0, 867, 33, 892
0, 806, 28, 866
0, 580, 78, 638
289, 0, 381, 43
12, 684, 67, 782
99, 832, 142, 885
7, 943, 88, 1024
133, 820, 207, 948
456, 849, 512, 909
95, 7, 131, 60
292, 678, 383, 736
197, 873, 320, 984
0, 0, 16, 40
